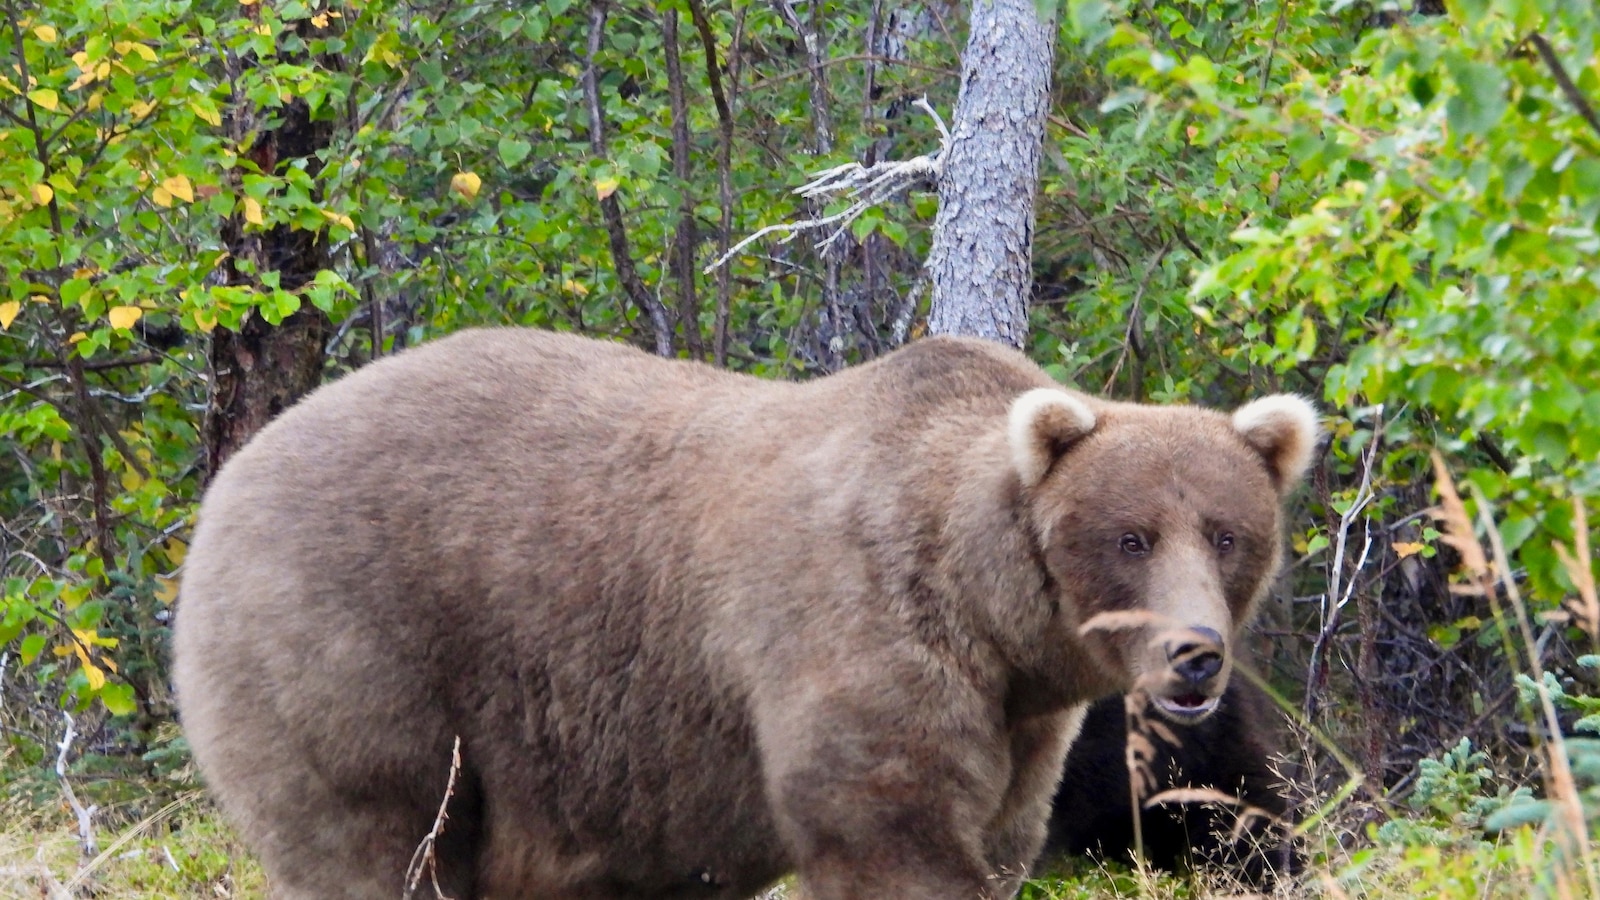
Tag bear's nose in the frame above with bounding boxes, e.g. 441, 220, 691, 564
1166, 627, 1224, 686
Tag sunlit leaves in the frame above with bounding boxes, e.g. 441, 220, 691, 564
27, 87, 59, 111
107, 305, 142, 330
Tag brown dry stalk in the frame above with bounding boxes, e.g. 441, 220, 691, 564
1555, 497, 1598, 647
1076, 609, 1175, 636
403, 736, 462, 900
1432, 452, 1597, 895
1428, 451, 1491, 587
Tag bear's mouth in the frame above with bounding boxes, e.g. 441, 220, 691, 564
1152, 692, 1220, 721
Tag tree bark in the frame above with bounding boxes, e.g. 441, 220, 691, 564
203, 23, 334, 478
924, 0, 1057, 349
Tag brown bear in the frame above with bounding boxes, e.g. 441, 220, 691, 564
1045, 679, 1296, 885
172, 328, 1317, 900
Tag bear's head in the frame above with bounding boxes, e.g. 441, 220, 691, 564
1007, 389, 1318, 721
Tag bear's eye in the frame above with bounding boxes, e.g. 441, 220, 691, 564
1215, 531, 1236, 553
1119, 533, 1150, 556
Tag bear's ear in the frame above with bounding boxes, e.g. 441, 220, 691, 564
1231, 394, 1321, 492
1008, 389, 1098, 489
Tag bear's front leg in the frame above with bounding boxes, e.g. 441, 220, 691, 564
757, 691, 1018, 899
980, 706, 1089, 896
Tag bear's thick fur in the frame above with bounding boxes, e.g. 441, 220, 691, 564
173, 329, 1317, 900
1045, 679, 1295, 884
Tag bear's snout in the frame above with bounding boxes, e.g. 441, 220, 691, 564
1144, 626, 1230, 722
1166, 627, 1225, 686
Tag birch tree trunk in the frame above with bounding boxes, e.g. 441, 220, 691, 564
925, 0, 1057, 349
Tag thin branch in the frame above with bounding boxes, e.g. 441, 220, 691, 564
663, 9, 702, 358
404, 737, 463, 900
56, 712, 99, 858
18, 354, 161, 371
742, 52, 957, 94
1525, 32, 1600, 142
1305, 412, 1381, 722
584, 1, 673, 357
686, 0, 737, 366
769, 0, 833, 152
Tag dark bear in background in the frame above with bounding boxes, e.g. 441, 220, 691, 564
1046, 678, 1294, 884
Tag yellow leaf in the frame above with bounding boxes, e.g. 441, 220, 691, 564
108, 305, 142, 330
27, 88, 58, 111
130, 99, 156, 120
162, 174, 194, 203
192, 308, 216, 333
243, 196, 264, 226
311, 12, 329, 26
450, 171, 481, 201
320, 209, 355, 230
256, 21, 272, 35
561, 278, 590, 296
154, 576, 179, 604
31, 293, 51, 303
240, 0, 257, 6
30, 183, 53, 204
594, 177, 619, 200
152, 185, 173, 208
189, 98, 220, 126
81, 659, 106, 691
115, 41, 157, 62
163, 537, 188, 565
1393, 541, 1427, 559
69, 70, 96, 90
33, 25, 58, 42
0, 301, 18, 330
68, 331, 86, 343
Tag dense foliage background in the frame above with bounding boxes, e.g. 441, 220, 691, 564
2, 0, 1599, 893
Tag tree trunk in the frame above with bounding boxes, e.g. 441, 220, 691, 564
924, 0, 1057, 349
203, 30, 334, 478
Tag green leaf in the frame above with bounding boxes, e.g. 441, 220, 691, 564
1443, 56, 1507, 136
20, 633, 46, 665
100, 682, 138, 716
498, 136, 532, 168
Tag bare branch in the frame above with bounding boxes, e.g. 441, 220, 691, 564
704, 100, 946, 273
584, 1, 674, 357
56, 712, 99, 858
403, 736, 463, 900
1525, 32, 1600, 142
663, 9, 703, 359
686, 0, 738, 366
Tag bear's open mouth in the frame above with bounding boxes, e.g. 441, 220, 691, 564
1152, 692, 1220, 720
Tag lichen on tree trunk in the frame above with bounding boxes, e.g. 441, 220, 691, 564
925, 0, 1057, 350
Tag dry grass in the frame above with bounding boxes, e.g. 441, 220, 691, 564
0, 796, 263, 899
